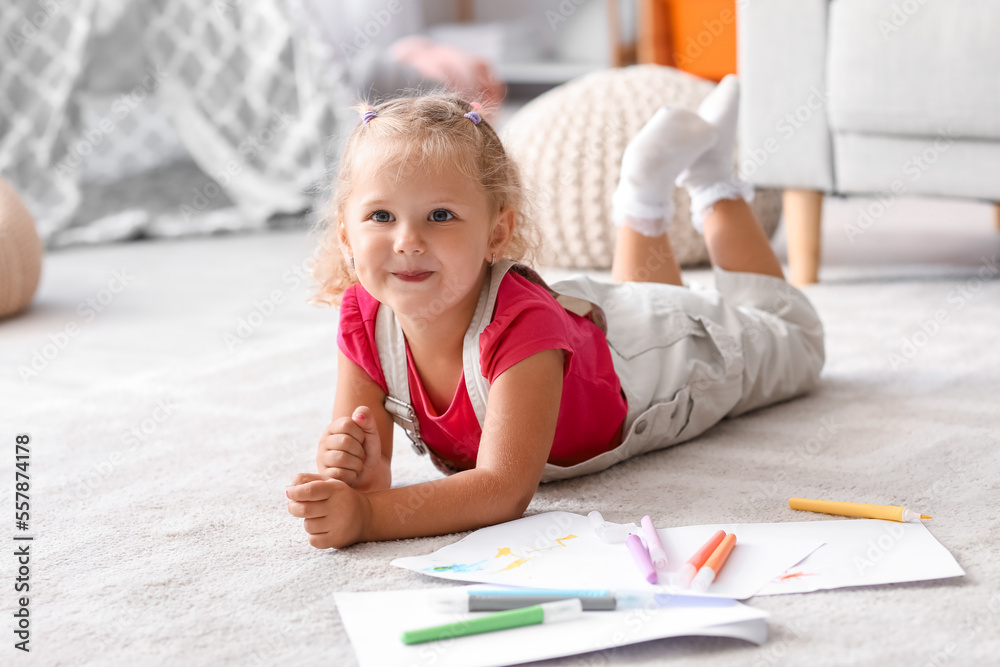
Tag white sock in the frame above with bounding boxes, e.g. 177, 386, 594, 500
675, 75, 755, 233
612, 107, 716, 236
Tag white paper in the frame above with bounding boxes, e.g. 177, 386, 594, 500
335, 587, 769, 667
753, 519, 965, 595
392, 512, 823, 599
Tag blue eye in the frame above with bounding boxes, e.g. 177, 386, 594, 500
430, 209, 454, 222
370, 210, 393, 223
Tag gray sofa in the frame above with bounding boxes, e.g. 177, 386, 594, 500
737, 0, 1000, 284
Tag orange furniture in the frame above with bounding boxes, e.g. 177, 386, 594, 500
637, 0, 737, 82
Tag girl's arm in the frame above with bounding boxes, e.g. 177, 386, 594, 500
359, 348, 564, 541
318, 350, 395, 493
290, 348, 564, 548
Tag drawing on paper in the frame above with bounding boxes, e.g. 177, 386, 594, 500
428, 559, 488, 573
772, 569, 818, 583
421, 534, 580, 576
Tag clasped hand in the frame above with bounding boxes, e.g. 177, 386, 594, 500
288, 406, 383, 548
286, 473, 370, 549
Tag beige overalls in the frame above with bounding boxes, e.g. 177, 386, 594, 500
375, 259, 825, 482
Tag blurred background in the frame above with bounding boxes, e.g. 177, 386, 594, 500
0, 0, 742, 250
1, 0, 997, 316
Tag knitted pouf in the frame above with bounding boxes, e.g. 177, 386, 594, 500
502, 65, 782, 269
0, 178, 42, 319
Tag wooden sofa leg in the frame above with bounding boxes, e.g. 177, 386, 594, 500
994, 203, 1000, 231
783, 189, 824, 286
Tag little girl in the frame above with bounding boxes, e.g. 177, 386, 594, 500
286, 77, 825, 549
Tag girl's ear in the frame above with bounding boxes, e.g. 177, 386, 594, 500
487, 206, 515, 259
337, 217, 352, 256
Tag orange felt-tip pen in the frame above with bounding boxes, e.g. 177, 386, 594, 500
677, 529, 726, 587
789, 497, 931, 522
691, 533, 737, 591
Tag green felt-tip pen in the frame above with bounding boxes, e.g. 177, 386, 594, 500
400, 598, 583, 645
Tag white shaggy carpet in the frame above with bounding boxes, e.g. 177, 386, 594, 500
2, 197, 999, 666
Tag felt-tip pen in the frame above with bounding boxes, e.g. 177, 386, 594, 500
429, 588, 736, 612
789, 497, 932, 522
401, 599, 583, 644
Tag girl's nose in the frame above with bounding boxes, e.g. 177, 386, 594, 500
393, 219, 425, 254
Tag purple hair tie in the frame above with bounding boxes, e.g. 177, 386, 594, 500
362, 109, 377, 125
464, 102, 483, 125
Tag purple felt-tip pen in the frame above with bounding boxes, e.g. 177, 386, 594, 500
625, 533, 658, 584
641, 515, 669, 571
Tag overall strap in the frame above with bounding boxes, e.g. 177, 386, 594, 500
463, 261, 608, 427
463, 259, 516, 427
375, 302, 426, 455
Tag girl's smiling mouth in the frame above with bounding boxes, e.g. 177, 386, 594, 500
392, 270, 434, 282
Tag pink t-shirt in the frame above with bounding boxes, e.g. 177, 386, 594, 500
336, 271, 627, 468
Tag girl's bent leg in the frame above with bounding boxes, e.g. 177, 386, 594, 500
701, 198, 784, 280
611, 222, 684, 285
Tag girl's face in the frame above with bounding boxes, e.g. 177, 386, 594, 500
341, 156, 510, 327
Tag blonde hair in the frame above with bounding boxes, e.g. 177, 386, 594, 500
309, 92, 543, 308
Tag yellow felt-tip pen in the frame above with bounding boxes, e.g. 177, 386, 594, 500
789, 498, 932, 523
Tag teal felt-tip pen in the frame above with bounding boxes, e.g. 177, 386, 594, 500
431, 588, 614, 612
401, 598, 583, 645
469, 589, 615, 611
